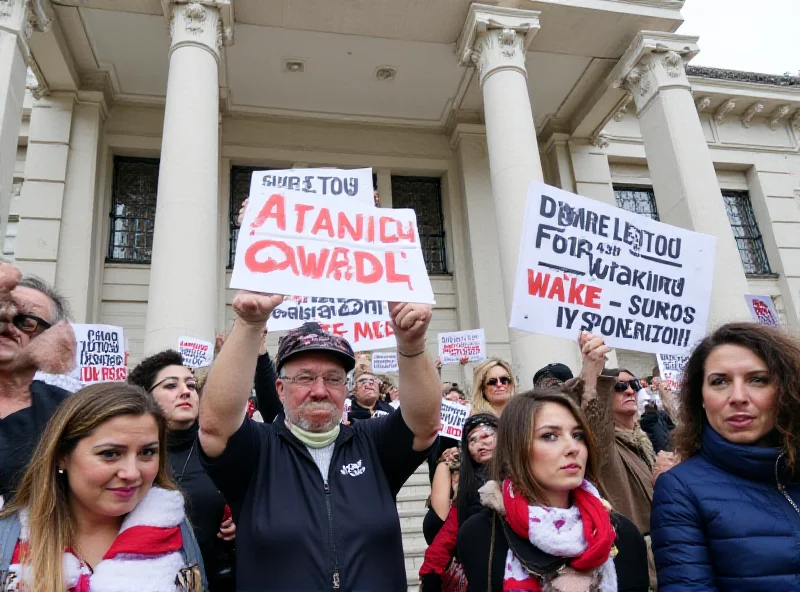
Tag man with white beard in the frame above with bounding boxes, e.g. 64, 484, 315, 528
199, 292, 441, 591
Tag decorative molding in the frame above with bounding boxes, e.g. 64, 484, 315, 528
161, 0, 234, 49
590, 132, 610, 149
741, 102, 764, 128
0, 0, 13, 18
714, 98, 736, 124
662, 50, 684, 78
0, 0, 53, 61
614, 93, 633, 121
767, 104, 791, 130
791, 110, 800, 131
686, 65, 800, 88
184, 2, 205, 35
622, 65, 651, 97
695, 96, 712, 112
26, 56, 48, 99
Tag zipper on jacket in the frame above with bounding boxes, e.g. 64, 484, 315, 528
324, 481, 341, 589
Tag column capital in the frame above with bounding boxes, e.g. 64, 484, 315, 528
161, 0, 234, 61
456, 3, 540, 86
608, 31, 700, 113
0, 0, 54, 60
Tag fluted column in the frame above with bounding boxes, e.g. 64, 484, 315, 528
609, 32, 750, 325
456, 4, 581, 382
144, 1, 232, 354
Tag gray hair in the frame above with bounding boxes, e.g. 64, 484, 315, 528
18, 276, 71, 323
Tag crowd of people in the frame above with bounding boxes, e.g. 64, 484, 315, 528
0, 250, 797, 592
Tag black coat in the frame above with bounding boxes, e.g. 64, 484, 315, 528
457, 508, 649, 592
639, 410, 674, 454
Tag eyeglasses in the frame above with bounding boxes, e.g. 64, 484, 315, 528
485, 376, 512, 387
357, 378, 378, 386
614, 380, 640, 393
10, 313, 52, 335
280, 373, 346, 388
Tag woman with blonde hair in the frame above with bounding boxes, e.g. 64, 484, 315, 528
469, 358, 515, 416
0, 382, 205, 591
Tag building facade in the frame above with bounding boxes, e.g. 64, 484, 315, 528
1, 0, 799, 387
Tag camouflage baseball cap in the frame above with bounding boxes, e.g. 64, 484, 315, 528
276, 322, 356, 373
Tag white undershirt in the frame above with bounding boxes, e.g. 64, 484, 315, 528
306, 442, 336, 483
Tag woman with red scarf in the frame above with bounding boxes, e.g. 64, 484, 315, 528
457, 386, 649, 592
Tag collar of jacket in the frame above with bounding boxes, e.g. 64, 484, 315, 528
275, 413, 354, 455
702, 423, 789, 483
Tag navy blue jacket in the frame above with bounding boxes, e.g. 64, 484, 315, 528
651, 425, 800, 591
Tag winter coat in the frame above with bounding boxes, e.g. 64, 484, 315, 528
651, 424, 800, 591
640, 410, 674, 454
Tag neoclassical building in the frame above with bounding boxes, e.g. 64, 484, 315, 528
1, 0, 799, 386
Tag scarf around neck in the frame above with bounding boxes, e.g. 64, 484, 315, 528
615, 422, 656, 469
481, 479, 617, 592
289, 422, 340, 448
12, 487, 187, 592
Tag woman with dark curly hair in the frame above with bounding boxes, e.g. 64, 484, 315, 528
129, 350, 235, 591
651, 322, 800, 591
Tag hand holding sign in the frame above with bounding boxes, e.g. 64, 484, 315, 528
232, 291, 285, 327
238, 198, 248, 226
390, 302, 431, 351
579, 331, 611, 392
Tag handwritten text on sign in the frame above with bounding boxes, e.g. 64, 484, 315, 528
231, 189, 435, 304
745, 294, 780, 326
72, 324, 126, 384
657, 353, 689, 391
438, 329, 487, 364
268, 297, 396, 351
440, 400, 471, 440
372, 352, 399, 373
255, 168, 374, 205
510, 183, 716, 355
178, 337, 214, 368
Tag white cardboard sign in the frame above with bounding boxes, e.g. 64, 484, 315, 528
72, 324, 127, 384
231, 186, 435, 304
371, 352, 399, 373
268, 297, 396, 351
252, 168, 375, 205
510, 182, 716, 355
438, 329, 487, 364
745, 294, 780, 326
439, 400, 472, 440
178, 337, 214, 368
656, 352, 690, 391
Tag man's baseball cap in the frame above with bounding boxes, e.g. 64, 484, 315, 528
533, 363, 574, 387
276, 322, 356, 373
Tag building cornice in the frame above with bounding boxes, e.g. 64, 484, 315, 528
686, 66, 800, 88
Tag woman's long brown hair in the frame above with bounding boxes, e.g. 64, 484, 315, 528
491, 384, 605, 504
674, 322, 800, 475
1, 382, 176, 592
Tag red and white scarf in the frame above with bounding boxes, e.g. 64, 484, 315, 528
7, 487, 187, 592
480, 479, 617, 592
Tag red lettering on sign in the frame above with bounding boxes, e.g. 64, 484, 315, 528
297, 246, 329, 279
379, 217, 399, 243
528, 270, 550, 297
338, 212, 363, 241
294, 203, 315, 233
528, 269, 601, 310
355, 252, 382, 284
250, 193, 286, 234
326, 247, 353, 281
310, 208, 335, 237
244, 240, 299, 275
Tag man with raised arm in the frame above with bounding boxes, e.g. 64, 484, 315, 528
198, 291, 441, 591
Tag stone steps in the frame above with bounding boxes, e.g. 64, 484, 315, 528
399, 462, 431, 592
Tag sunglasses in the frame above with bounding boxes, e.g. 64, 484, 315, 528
614, 380, 640, 393
9, 313, 52, 335
485, 376, 512, 387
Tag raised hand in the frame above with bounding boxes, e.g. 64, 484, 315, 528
579, 331, 611, 390
389, 302, 432, 350
232, 291, 284, 327
237, 198, 249, 226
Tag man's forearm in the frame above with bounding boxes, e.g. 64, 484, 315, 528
397, 342, 441, 446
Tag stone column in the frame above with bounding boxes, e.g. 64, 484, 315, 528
609, 32, 750, 325
0, 0, 49, 253
457, 4, 581, 382
144, 1, 232, 354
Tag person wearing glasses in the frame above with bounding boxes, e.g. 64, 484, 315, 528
129, 350, 236, 591
0, 273, 77, 504
198, 296, 441, 591
469, 358, 515, 417
348, 370, 395, 421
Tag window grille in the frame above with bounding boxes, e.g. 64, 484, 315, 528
613, 185, 660, 220
391, 176, 448, 275
722, 190, 771, 275
107, 157, 159, 263
229, 166, 267, 268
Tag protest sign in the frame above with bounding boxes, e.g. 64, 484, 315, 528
251, 168, 375, 206
438, 329, 486, 364
656, 352, 690, 391
510, 182, 716, 355
439, 400, 471, 439
269, 297, 396, 351
178, 337, 214, 368
72, 324, 126, 384
745, 294, 780, 326
231, 187, 435, 304
372, 352, 399, 373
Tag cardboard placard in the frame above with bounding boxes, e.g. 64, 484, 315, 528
72, 324, 127, 384
178, 337, 214, 368
510, 182, 716, 355
745, 294, 780, 326
231, 185, 435, 304
371, 352, 399, 373
656, 352, 690, 391
439, 400, 472, 440
438, 329, 486, 364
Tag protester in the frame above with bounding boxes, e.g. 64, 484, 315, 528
651, 322, 800, 591
639, 399, 674, 455
532, 362, 573, 390
457, 387, 649, 592
425, 445, 460, 543
198, 292, 441, 590
348, 370, 395, 420
0, 269, 77, 502
420, 414, 499, 592
469, 358, 515, 416
0, 383, 206, 591
129, 350, 235, 591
